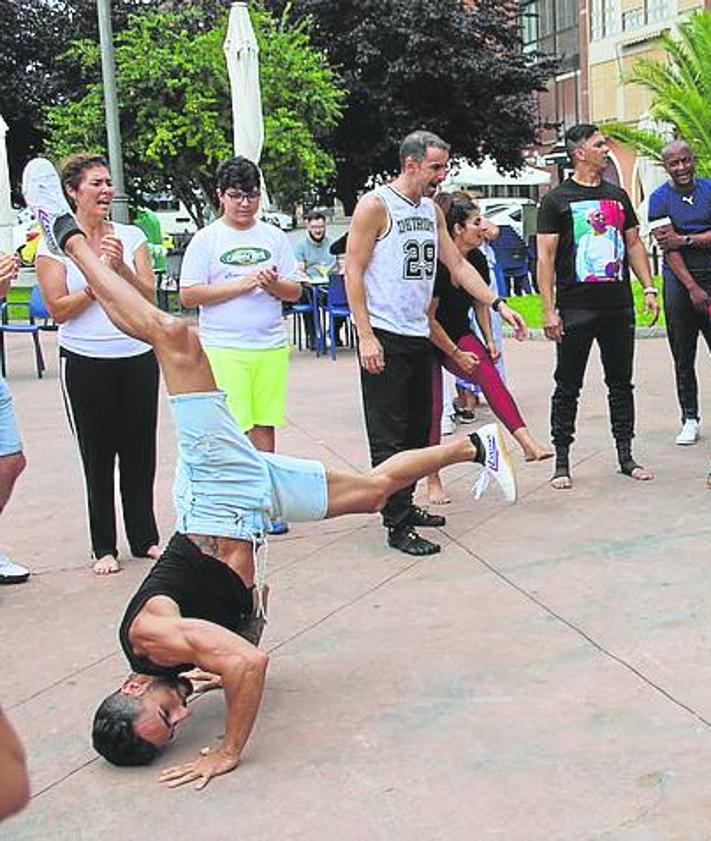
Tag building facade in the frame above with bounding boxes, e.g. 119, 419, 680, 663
524, 0, 710, 202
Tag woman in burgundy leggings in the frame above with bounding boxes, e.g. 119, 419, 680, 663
427, 194, 550, 503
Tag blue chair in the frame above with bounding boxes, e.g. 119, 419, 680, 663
322, 274, 352, 360
491, 225, 532, 296
284, 285, 321, 352
0, 284, 55, 378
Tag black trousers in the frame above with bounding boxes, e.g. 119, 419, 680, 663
663, 275, 711, 422
551, 307, 636, 450
60, 348, 160, 559
359, 328, 433, 530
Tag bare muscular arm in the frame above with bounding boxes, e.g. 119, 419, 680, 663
131, 603, 268, 789
345, 193, 387, 374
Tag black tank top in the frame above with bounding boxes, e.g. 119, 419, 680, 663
119, 532, 254, 676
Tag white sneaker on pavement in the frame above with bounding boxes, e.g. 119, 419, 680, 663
22, 158, 78, 255
470, 423, 517, 503
0, 554, 30, 584
675, 418, 700, 446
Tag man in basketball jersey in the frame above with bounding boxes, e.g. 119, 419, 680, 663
346, 130, 526, 555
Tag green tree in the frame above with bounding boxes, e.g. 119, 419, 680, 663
44, 4, 344, 220
0, 0, 147, 197
605, 11, 711, 176
267, 0, 556, 212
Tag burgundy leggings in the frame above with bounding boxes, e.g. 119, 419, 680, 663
429, 332, 525, 446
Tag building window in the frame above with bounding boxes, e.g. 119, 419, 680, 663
646, 0, 669, 23
623, 7, 645, 29
590, 0, 620, 38
521, 0, 539, 50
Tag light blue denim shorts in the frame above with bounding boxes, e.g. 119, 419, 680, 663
0, 376, 22, 457
170, 391, 327, 541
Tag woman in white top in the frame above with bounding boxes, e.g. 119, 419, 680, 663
36, 153, 161, 575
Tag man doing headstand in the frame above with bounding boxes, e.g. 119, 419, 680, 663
23, 157, 517, 792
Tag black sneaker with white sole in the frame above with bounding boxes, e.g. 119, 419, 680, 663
22, 158, 82, 254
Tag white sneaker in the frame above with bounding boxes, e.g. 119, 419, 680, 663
675, 419, 700, 446
22, 158, 77, 255
470, 423, 517, 503
0, 554, 29, 584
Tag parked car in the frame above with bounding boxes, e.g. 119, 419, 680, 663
479, 198, 537, 240
152, 195, 198, 236
262, 209, 294, 231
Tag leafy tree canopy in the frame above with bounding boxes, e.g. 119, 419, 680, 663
267, 0, 557, 210
18, 3, 344, 218
605, 11, 711, 178
0, 0, 150, 196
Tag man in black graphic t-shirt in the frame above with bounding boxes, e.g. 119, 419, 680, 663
537, 123, 660, 489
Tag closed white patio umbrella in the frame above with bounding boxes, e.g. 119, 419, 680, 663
224, 1, 266, 196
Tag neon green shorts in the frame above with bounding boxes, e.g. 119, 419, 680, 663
205, 345, 290, 432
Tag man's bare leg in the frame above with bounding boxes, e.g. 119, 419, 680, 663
325, 436, 479, 517
63, 236, 215, 396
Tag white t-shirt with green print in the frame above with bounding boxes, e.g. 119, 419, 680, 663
180, 218, 299, 349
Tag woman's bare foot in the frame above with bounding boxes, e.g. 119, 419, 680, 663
145, 544, 162, 560
514, 428, 553, 462
524, 445, 553, 462
93, 554, 120, 575
427, 473, 451, 505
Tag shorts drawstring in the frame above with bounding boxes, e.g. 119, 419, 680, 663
252, 531, 268, 619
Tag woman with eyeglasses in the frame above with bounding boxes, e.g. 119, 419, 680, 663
36, 153, 161, 574
179, 157, 302, 534
426, 193, 551, 504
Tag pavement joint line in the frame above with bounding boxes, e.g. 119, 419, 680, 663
449, 536, 711, 730
31, 755, 101, 802
271, 520, 372, 576
8, 650, 118, 713
284, 413, 365, 474
267, 554, 427, 655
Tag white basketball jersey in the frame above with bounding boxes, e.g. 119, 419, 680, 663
363, 184, 438, 337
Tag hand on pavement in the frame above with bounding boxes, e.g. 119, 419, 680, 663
159, 746, 240, 791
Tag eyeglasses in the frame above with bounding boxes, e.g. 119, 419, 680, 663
224, 190, 260, 204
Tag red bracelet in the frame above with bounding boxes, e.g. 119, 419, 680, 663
84, 286, 96, 301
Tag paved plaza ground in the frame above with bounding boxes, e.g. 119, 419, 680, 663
3, 328, 711, 840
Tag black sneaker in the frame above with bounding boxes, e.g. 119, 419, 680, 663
453, 405, 476, 424
410, 505, 446, 528
387, 527, 440, 556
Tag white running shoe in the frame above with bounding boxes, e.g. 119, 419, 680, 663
22, 157, 76, 255
0, 554, 29, 584
675, 418, 700, 446
470, 423, 517, 503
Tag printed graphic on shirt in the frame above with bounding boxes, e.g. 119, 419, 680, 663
572, 199, 626, 283
402, 237, 436, 282
220, 246, 272, 266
